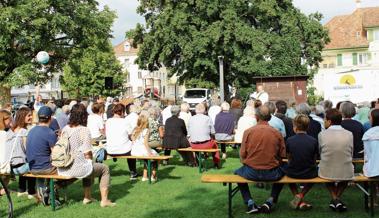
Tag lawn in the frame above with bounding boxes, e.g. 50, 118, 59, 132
0, 148, 375, 218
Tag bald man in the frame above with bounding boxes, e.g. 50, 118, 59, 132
235, 105, 286, 214
250, 85, 269, 104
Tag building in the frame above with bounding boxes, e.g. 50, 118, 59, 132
11, 73, 63, 103
113, 39, 183, 100
314, 5, 379, 105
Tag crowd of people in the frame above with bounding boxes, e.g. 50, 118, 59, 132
0, 94, 379, 214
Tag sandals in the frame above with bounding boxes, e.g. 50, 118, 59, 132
299, 202, 313, 210
290, 195, 302, 209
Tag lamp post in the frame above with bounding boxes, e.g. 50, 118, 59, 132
218, 56, 224, 102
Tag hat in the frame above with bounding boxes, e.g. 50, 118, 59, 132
38, 106, 53, 118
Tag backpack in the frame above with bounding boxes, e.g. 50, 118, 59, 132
51, 131, 74, 167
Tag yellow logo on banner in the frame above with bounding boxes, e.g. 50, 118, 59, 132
340, 74, 356, 85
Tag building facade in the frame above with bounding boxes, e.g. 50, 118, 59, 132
314, 7, 379, 105
113, 40, 183, 100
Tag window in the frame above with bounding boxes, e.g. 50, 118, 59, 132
126, 74, 130, 83
329, 63, 335, 68
337, 54, 342, 66
138, 71, 142, 79
124, 42, 131, 52
137, 86, 143, 93
352, 53, 358, 66
323, 64, 328, 68
51, 77, 60, 89
124, 58, 130, 68
358, 53, 369, 65
374, 30, 379, 41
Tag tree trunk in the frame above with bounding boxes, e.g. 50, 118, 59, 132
0, 83, 11, 109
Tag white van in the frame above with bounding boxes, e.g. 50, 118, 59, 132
182, 88, 212, 111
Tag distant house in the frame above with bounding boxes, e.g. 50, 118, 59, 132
314, 6, 379, 104
113, 39, 182, 100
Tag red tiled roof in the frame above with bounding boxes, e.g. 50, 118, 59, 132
324, 7, 379, 50
113, 39, 138, 56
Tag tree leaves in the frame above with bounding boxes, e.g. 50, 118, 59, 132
128, 0, 329, 91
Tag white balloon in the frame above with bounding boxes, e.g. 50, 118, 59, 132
36, 51, 49, 64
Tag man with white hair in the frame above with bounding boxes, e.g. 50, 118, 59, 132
161, 100, 174, 126
208, 98, 222, 126
310, 104, 325, 130
188, 103, 220, 168
125, 104, 139, 133
214, 102, 235, 159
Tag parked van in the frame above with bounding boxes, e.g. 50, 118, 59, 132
182, 88, 212, 111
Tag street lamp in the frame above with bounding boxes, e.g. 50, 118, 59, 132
218, 56, 224, 102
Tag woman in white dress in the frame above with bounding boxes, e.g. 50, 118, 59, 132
131, 115, 158, 181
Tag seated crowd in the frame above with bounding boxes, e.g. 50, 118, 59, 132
0, 95, 379, 215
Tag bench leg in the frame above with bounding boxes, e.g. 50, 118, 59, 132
195, 152, 202, 173
370, 182, 375, 217
228, 183, 232, 218
148, 160, 152, 184
50, 179, 55, 211
365, 182, 369, 212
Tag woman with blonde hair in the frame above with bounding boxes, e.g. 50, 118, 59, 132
131, 115, 159, 182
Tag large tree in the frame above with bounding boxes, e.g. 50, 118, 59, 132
127, 0, 329, 97
0, 0, 118, 106
62, 41, 125, 99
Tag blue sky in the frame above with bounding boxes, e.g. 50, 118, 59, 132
97, 0, 379, 45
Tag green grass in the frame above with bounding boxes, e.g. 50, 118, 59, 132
0, 148, 375, 218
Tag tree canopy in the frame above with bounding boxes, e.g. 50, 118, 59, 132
127, 0, 330, 95
0, 0, 122, 103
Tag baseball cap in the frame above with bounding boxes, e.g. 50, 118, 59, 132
38, 106, 53, 118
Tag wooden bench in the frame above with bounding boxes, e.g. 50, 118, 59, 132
178, 148, 219, 173
201, 174, 379, 218
108, 155, 172, 184
3, 173, 73, 211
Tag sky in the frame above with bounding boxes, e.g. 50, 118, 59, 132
97, 0, 379, 45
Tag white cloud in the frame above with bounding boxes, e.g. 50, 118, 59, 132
99, 0, 379, 45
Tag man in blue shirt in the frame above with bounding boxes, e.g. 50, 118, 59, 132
264, 102, 286, 138
26, 106, 57, 205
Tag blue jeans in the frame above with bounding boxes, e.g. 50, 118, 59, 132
235, 165, 285, 204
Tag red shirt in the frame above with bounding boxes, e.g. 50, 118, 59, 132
240, 121, 286, 170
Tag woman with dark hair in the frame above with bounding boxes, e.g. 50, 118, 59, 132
9, 107, 37, 199
58, 104, 115, 207
363, 109, 379, 178
105, 104, 138, 180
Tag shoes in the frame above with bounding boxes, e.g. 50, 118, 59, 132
28, 194, 36, 200
17, 192, 28, 197
141, 177, 149, 182
222, 153, 227, 159
151, 177, 157, 182
162, 160, 168, 165
130, 173, 139, 181
83, 198, 97, 205
246, 203, 259, 214
37, 186, 50, 206
213, 163, 221, 169
329, 199, 337, 211
112, 158, 118, 163
100, 200, 116, 208
335, 199, 347, 212
260, 201, 273, 214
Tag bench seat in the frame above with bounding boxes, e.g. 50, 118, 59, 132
108, 155, 172, 160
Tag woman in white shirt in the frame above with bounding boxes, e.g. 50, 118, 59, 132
234, 107, 257, 143
105, 104, 138, 180
179, 102, 192, 129
0, 109, 12, 196
87, 103, 105, 140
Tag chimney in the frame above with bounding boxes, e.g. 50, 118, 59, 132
356, 0, 362, 9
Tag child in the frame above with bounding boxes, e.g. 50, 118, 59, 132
285, 114, 318, 210
131, 115, 158, 181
